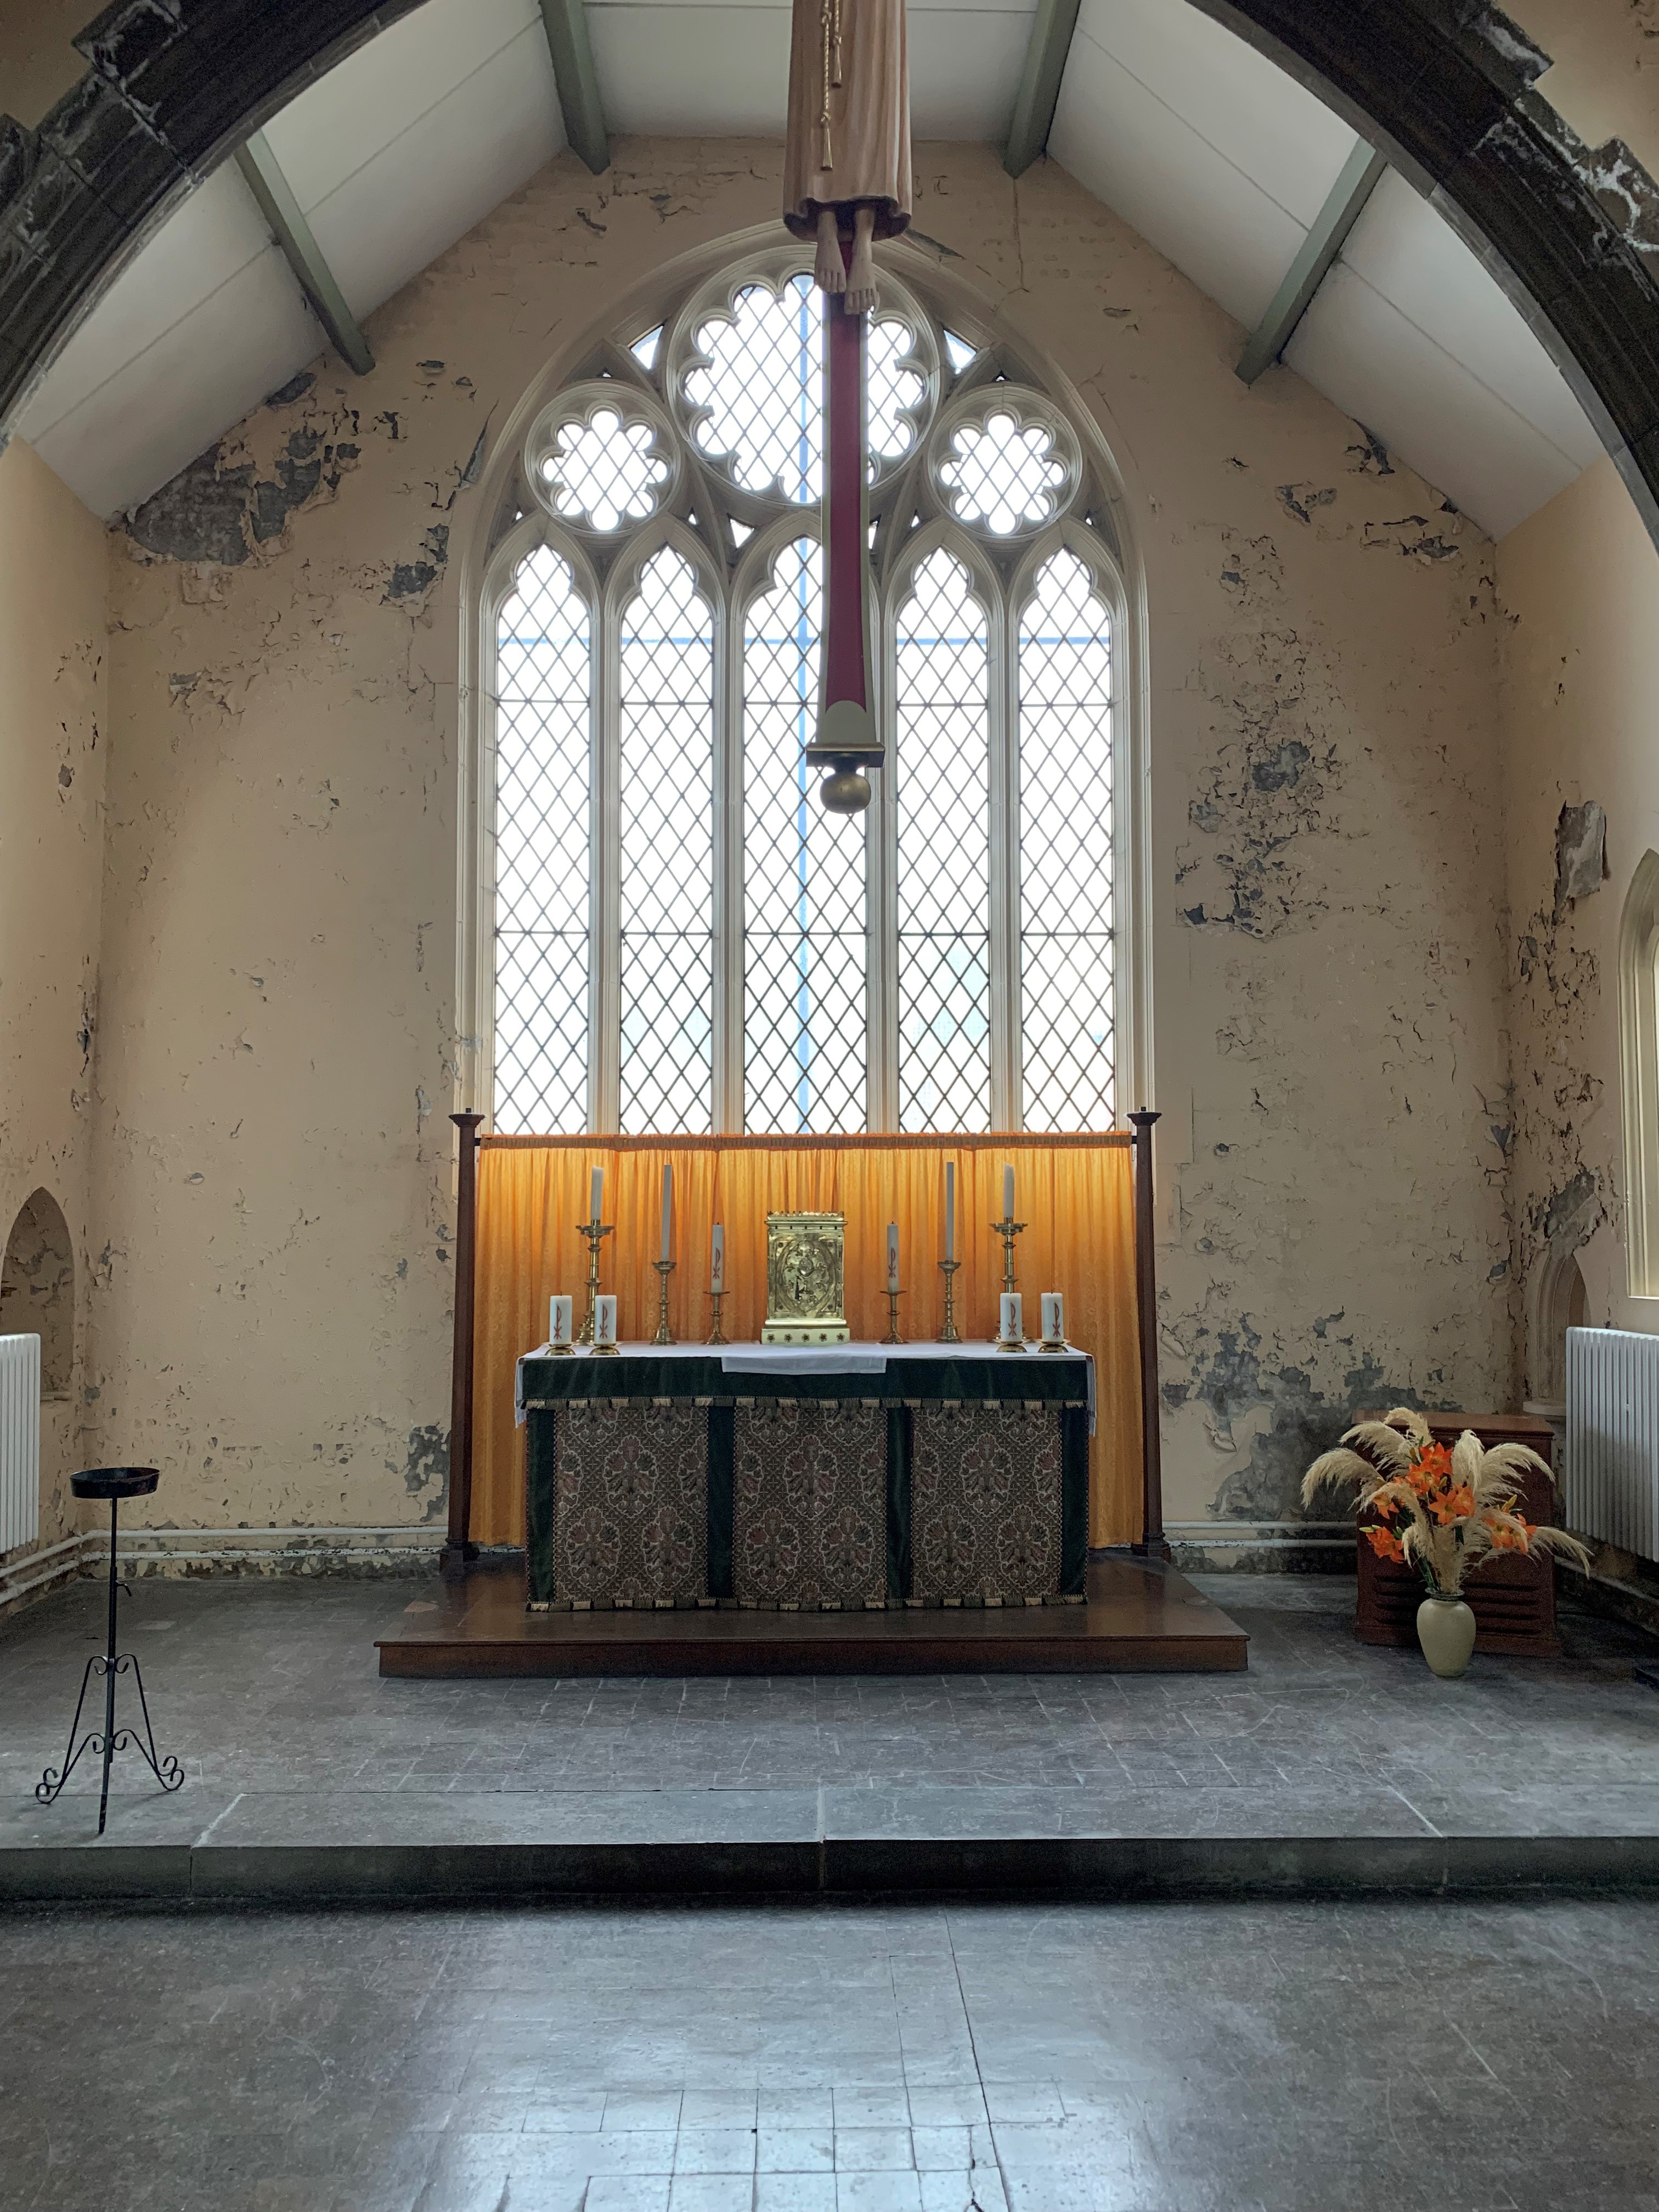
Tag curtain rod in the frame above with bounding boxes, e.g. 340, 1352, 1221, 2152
480, 1131, 1137, 1152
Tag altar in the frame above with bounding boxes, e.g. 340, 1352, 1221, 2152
515, 1341, 1092, 1612
385, 1125, 1251, 1674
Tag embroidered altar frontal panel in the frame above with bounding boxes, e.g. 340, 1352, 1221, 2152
733, 1400, 887, 1609
547, 1400, 707, 1607
911, 1401, 1064, 1604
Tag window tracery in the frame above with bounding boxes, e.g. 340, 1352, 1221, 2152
480, 249, 1128, 1137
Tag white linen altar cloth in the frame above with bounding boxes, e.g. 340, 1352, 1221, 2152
517, 1339, 1094, 1431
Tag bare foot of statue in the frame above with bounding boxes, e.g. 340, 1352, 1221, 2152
845, 205, 879, 315
815, 207, 846, 295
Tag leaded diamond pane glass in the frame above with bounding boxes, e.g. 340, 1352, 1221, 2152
619, 548, 715, 1133
939, 408, 1067, 534
1019, 549, 1115, 1131
895, 549, 990, 1132
492, 544, 590, 1135
539, 405, 669, 532
742, 538, 867, 1133
685, 277, 924, 505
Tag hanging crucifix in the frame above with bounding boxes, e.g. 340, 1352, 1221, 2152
783, 0, 911, 813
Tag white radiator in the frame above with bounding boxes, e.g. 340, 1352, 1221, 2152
1566, 1326, 1659, 1559
0, 1334, 41, 1556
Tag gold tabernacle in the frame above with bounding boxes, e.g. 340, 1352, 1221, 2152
763, 1212, 850, 1344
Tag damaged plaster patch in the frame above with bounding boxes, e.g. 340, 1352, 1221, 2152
123, 421, 360, 567
1362, 513, 1462, 562
403, 1424, 448, 1520
1177, 618, 1344, 937
1553, 799, 1607, 919
1161, 1307, 1418, 1524
383, 524, 450, 605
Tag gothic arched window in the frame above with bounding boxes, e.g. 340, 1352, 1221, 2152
479, 250, 1131, 1137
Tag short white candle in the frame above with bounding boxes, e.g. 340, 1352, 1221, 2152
1000, 1291, 1023, 1343
710, 1222, 724, 1293
1003, 1164, 1014, 1222
590, 1165, 603, 1224
1041, 1292, 1064, 1343
549, 1294, 573, 1345
659, 1162, 673, 1262
594, 1294, 617, 1346
887, 1222, 900, 1294
944, 1162, 955, 1264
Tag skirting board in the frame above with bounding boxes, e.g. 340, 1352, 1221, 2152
0, 1525, 443, 1616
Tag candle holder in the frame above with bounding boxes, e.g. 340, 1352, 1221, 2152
706, 1289, 728, 1346
652, 1258, 676, 1346
883, 1288, 904, 1346
935, 1257, 962, 1344
993, 1215, 1026, 1310
576, 1216, 613, 1345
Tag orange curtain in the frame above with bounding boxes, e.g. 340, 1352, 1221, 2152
471, 1135, 1143, 1549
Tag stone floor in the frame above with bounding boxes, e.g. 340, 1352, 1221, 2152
3, 1893, 1658, 2211
1, 1571, 1657, 1852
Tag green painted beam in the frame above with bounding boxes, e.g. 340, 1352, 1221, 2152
539, 0, 610, 175
1236, 139, 1387, 385
1004, 0, 1083, 179
235, 131, 375, 377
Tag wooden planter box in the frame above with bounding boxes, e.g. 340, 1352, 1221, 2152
1354, 1412, 1561, 1658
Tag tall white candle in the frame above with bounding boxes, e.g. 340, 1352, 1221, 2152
886, 1222, 900, 1294
1000, 1291, 1023, 1343
1041, 1292, 1064, 1344
1003, 1164, 1014, 1222
593, 1294, 617, 1346
710, 1222, 725, 1293
590, 1165, 603, 1223
659, 1162, 673, 1262
549, 1294, 572, 1346
945, 1163, 955, 1263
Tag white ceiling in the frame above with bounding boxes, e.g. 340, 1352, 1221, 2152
13, 0, 1602, 538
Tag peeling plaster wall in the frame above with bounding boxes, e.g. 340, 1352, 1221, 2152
0, 436, 108, 1554
89, 140, 1511, 1544
1497, 454, 1659, 1381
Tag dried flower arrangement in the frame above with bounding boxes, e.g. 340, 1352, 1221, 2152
1303, 1407, 1588, 1599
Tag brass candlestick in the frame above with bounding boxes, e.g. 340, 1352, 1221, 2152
935, 1257, 962, 1344
652, 1259, 676, 1345
576, 1216, 613, 1344
706, 1289, 728, 1346
883, 1288, 904, 1345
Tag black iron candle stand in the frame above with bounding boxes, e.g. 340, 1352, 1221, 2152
36, 1469, 184, 1836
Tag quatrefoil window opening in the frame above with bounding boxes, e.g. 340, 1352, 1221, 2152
675, 270, 932, 508
935, 406, 1079, 537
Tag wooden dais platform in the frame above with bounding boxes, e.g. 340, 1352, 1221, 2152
376, 1559, 1249, 1677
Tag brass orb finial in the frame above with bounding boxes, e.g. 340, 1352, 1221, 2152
819, 766, 871, 814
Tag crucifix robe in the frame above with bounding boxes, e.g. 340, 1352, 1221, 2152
782, 0, 912, 250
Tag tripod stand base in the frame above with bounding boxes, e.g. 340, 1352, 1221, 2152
35, 1651, 184, 1835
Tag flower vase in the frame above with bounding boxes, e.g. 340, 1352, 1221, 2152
1416, 1592, 1476, 1679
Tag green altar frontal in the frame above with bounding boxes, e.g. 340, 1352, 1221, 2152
517, 1348, 1092, 1612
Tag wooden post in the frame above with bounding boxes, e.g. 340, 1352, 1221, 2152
1128, 1110, 1169, 1560
442, 1111, 485, 1576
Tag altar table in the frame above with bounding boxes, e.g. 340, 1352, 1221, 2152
516, 1342, 1093, 1612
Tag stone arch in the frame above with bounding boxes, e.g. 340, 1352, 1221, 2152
0, 1187, 75, 1396
1526, 1232, 1591, 1419
1, 1, 1658, 539
1620, 850, 1659, 1299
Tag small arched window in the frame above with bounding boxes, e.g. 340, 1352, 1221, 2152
0, 1188, 74, 1395
1620, 850, 1659, 1296
475, 249, 1134, 1136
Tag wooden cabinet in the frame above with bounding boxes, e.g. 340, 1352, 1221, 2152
1353, 1412, 1561, 1658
